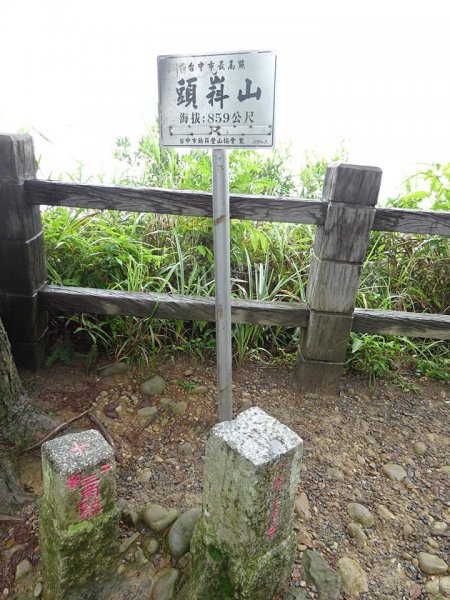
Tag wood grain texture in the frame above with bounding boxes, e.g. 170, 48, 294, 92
37, 285, 449, 339
373, 207, 450, 236
353, 308, 450, 339
38, 285, 310, 327
322, 163, 382, 206
300, 312, 353, 362
306, 254, 362, 314
313, 204, 375, 264
0, 134, 37, 183
294, 348, 344, 394
25, 180, 326, 225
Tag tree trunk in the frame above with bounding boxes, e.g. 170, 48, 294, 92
0, 317, 54, 447
0, 317, 55, 512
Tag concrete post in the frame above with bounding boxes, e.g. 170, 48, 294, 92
180, 407, 303, 599
40, 430, 119, 600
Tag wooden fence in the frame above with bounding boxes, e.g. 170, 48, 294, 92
0, 133, 449, 394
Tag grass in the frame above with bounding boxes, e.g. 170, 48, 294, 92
41, 128, 449, 383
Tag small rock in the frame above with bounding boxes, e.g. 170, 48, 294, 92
413, 441, 427, 456
377, 504, 395, 520
295, 492, 312, 520
33, 582, 43, 598
432, 521, 448, 533
183, 369, 194, 376
170, 401, 187, 415
347, 522, 368, 547
439, 465, 450, 478
238, 399, 253, 413
301, 550, 342, 600
189, 385, 208, 395
15, 558, 32, 580
135, 546, 148, 566
327, 467, 345, 481
403, 523, 414, 538
440, 576, 450, 596
179, 442, 194, 456
97, 362, 130, 377
347, 503, 375, 527
144, 537, 160, 556
140, 504, 180, 533
425, 579, 440, 594
417, 552, 448, 575
140, 376, 166, 396
138, 406, 158, 420
137, 468, 152, 484
167, 508, 202, 557
151, 568, 180, 600
382, 463, 407, 481
337, 557, 369, 597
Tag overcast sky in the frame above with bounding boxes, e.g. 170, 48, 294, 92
1, 0, 449, 200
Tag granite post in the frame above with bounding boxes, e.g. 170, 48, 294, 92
179, 407, 303, 599
40, 430, 119, 600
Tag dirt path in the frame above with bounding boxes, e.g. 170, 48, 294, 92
2, 358, 449, 599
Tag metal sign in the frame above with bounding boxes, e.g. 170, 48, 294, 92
158, 50, 276, 148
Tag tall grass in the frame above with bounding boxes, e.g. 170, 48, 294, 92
42, 128, 449, 381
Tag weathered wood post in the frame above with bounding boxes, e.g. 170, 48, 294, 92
0, 134, 47, 369
295, 163, 382, 394
179, 407, 303, 599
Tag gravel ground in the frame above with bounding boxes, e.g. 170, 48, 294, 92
2, 357, 449, 599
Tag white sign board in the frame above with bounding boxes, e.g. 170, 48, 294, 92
158, 50, 276, 148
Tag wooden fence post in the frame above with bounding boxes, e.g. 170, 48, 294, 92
0, 134, 47, 369
295, 163, 382, 394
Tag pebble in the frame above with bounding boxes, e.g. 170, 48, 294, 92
179, 442, 194, 456
347, 502, 375, 527
440, 576, 450, 596
97, 362, 130, 377
183, 369, 194, 376
377, 504, 395, 520
347, 522, 368, 547
170, 401, 187, 415
33, 582, 43, 597
327, 467, 345, 481
140, 375, 166, 396
144, 537, 160, 556
425, 579, 440, 594
337, 557, 369, 596
167, 507, 202, 557
439, 465, 450, 477
417, 552, 448, 575
119, 532, 140, 554
402, 523, 414, 538
15, 558, 32, 580
382, 463, 407, 481
151, 567, 180, 600
189, 385, 208, 395
413, 441, 427, 456
138, 406, 158, 419
295, 492, 312, 521
140, 504, 180, 533
136, 468, 152, 484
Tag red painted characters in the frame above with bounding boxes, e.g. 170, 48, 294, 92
267, 463, 285, 539
66, 463, 112, 521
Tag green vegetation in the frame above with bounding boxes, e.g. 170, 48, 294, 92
42, 125, 449, 383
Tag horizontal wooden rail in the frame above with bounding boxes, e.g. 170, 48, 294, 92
25, 180, 450, 235
25, 181, 326, 226
38, 285, 310, 328
38, 285, 450, 340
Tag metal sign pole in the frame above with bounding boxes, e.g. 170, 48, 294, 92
212, 148, 233, 422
